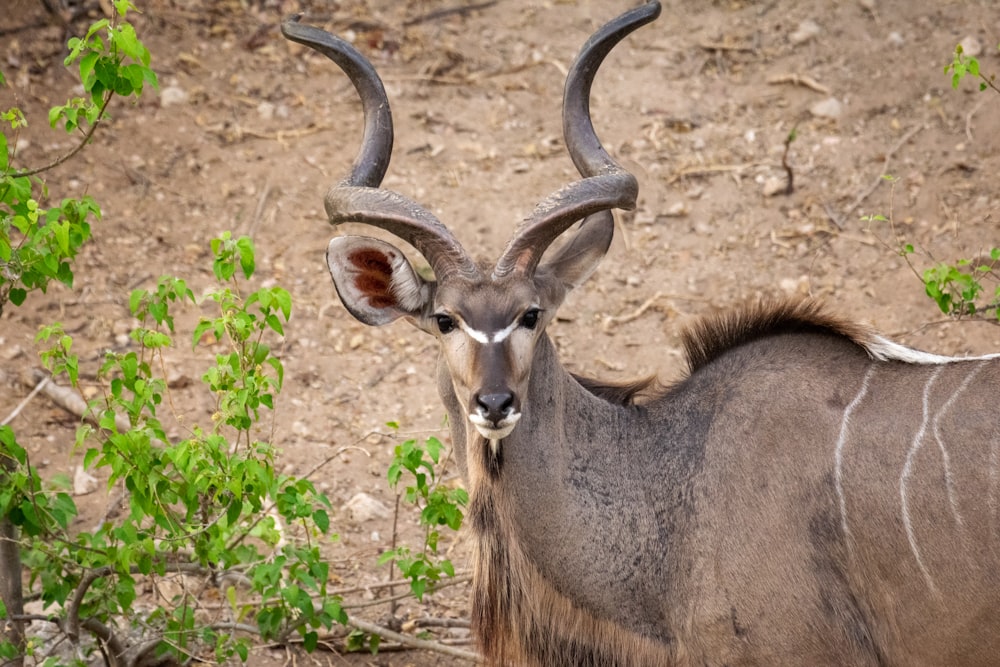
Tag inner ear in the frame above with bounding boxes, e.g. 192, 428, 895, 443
326, 235, 430, 326
538, 211, 614, 290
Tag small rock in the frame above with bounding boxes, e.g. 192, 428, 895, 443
810, 97, 843, 119
790, 19, 821, 45
256, 101, 275, 120
159, 85, 189, 107
663, 201, 688, 217
74, 465, 99, 495
762, 176, 788, 197
344, 492, 391, 523
887, 31, 904, 47
958, 36, 982, 58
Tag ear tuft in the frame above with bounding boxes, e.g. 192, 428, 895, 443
327, 236, 429, 326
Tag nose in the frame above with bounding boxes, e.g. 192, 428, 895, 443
475, 392, 513, 424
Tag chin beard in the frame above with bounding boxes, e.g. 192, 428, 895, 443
479, 435, 503, 480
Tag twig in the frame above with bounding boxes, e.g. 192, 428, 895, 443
781, 127, 797, 195
403, 1, 498, 27
347, 616, 480, 662
602, 292, 665, 333
342, 575, 473, 611
767, 73, 831, 95
11, 93, 113, 178
331, 571, 470, 597
20, 368, 131, 433
698, 40, 754, 53
965, 95, 989, 142
837, 124, 923, 225
667, 162, 763, 183
1, 376, 49, 426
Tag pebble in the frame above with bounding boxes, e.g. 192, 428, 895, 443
790, 19, 822, 45
810, 97, 843, 119
159, 85, 189, 107
344, 492, 391, 523
958, 36, 982, 58
762, 176, 788, 197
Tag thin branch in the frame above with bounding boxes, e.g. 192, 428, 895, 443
1, 376, 49, 426
403, 1, 497, 27
347, 616, 480, 662
836, 124, 923, 226
10, 93, 114, 179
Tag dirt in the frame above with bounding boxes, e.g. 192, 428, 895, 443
2, 0, 999, 664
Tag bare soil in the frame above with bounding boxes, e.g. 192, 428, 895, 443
2, 0, 999, 664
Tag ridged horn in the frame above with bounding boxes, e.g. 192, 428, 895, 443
493, 1, 661, 278
281, 16, 480, 281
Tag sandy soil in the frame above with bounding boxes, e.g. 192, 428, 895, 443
2, 0, 999, 664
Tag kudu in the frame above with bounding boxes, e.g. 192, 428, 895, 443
283, 2, 1000, 665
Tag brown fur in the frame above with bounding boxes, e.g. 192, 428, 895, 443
681, 299, 877, 374
469, 450, 678, 666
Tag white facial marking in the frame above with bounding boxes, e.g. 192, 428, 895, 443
456, 307, 538, 345
458, 320, 490, 344
835, 364, 876, 548
469, 411, 521, 441
868, 336, 1000, 365
900, 366, 943, 597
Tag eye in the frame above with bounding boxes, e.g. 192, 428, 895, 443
435, 314, 456, 334
520, 308, 542, 330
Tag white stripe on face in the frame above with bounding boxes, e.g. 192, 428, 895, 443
457, 311, 533, 344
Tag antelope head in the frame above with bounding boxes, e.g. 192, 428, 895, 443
283, 2, 660, 452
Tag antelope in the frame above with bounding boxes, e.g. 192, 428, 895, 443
283, 2, 1000, 665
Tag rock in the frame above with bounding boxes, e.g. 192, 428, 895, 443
810, 97, 843, 119
958, 36, 982, 58
344, 492, 391, 523
256, 101, 275, 120
762, 176, 789, 197
74, 465, 99, 495
159, 85, 189, 107
790, 19, 821, 45
887, 31, 904, 47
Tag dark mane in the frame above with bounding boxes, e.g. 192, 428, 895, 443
572, 374, 659, 406
682, 299, 876, 374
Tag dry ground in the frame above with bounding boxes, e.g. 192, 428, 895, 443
2, 0, 999, 664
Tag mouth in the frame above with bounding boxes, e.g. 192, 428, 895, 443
469, 412, 521, 441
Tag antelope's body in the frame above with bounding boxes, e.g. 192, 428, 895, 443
282, 3, 1000, 664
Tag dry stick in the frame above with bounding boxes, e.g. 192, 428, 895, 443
781, 128, 797, 195
767, 73, 831, 95
347, 617, 480, 662
602, 292, 665, 333
331, 571, 470, 597
832, 124, 923, 228
403, 0, 498, 26
1, 376, 49, 426
21, 368, 131, 433
965, 95, 990, 142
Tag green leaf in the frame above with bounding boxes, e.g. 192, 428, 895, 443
8, 288, 27, 306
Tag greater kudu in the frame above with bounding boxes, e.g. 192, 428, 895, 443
283, 2, 1000, 664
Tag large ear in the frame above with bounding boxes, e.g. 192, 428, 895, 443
537, 211, 614, 290
326, 236, 430, 326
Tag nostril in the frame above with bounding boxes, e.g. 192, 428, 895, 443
476, 392, 514, 423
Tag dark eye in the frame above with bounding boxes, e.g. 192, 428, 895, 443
520, 309, 541, 330
435, 314, 456, 334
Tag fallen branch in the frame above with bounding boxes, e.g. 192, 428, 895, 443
602, 292, 665, 333
347, 616, 480, 662
767, 73, 831, 95
403, 1, 497, 27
